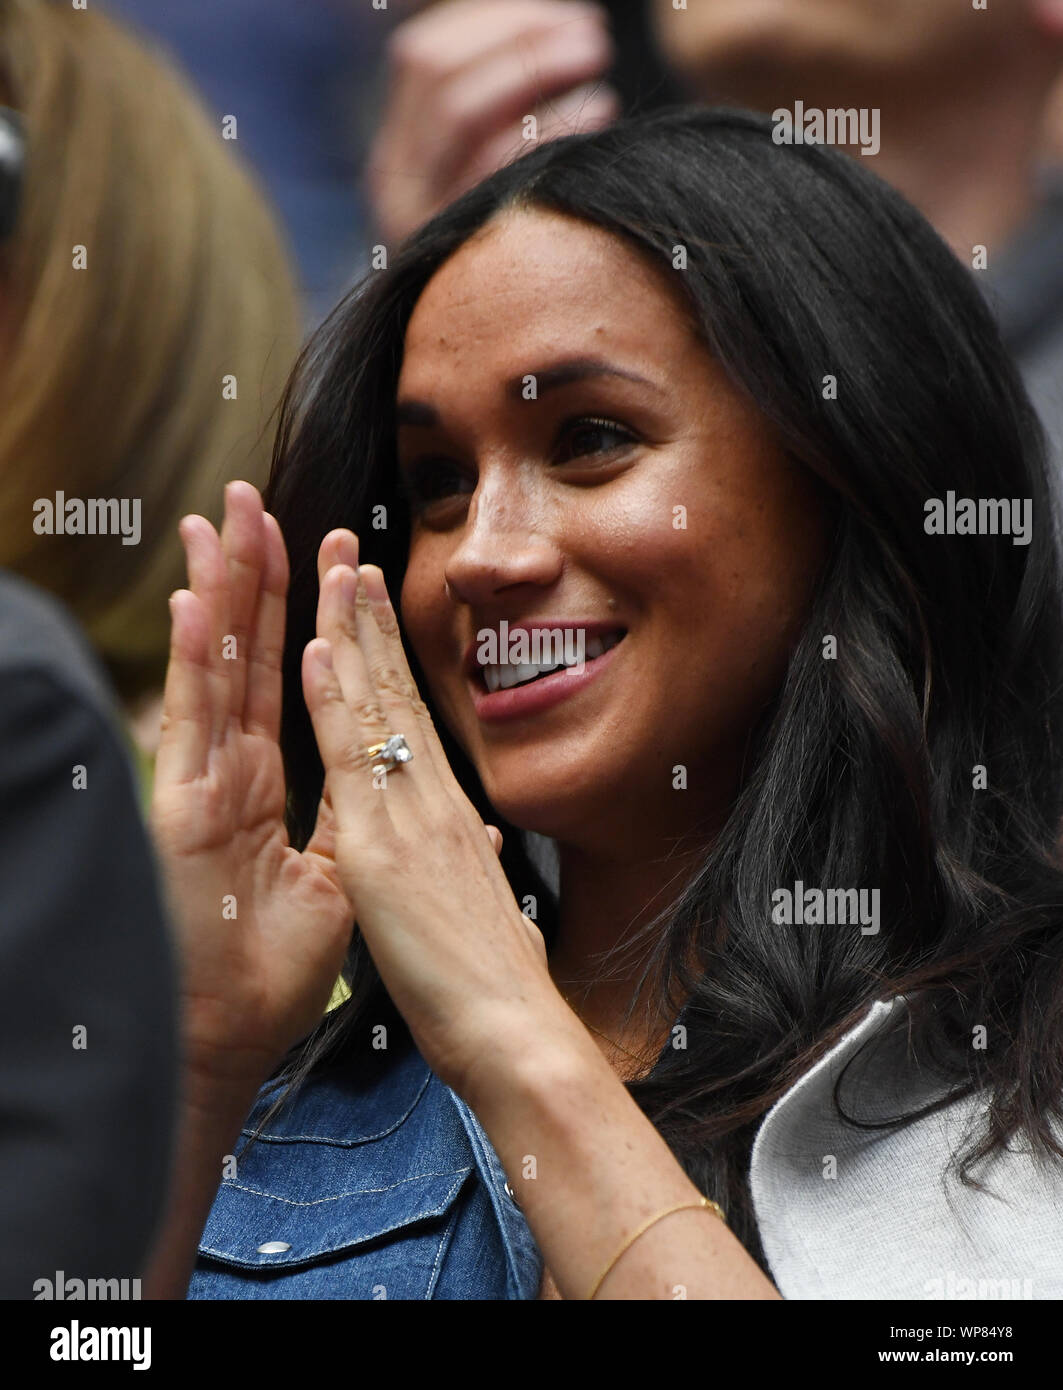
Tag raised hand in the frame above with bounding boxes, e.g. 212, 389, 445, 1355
301, 535, 557, 1102
368, 0, 619, 244
150, 482, 355, 1089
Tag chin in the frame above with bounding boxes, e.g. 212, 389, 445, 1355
476, 764, 630, 847
477, 784, 581, 840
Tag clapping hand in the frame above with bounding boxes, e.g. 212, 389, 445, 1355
151, 482, 552, 1102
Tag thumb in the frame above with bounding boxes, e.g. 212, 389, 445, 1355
305, 779, 341, 870
485, 824, 503, 857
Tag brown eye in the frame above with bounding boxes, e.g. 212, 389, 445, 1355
401, 459, 473, 509
554, 417, 637, 465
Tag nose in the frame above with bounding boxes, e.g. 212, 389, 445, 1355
443, 471, 563, 606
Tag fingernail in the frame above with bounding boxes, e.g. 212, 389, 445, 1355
315, 641, 333, 670
341, 568, 358, 606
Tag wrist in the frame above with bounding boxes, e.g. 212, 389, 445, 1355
457, 999, 608, 1119
180, 1051, 270, 1128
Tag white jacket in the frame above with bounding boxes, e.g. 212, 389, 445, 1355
751, 995, 1063, 1299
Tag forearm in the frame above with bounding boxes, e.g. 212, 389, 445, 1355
142, 1073, 259, 1300
464, 1018, 781, 1300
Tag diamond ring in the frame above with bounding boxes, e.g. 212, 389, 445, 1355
366, 734, 413, 774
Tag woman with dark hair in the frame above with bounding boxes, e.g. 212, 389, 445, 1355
146, 107, 1063, 1301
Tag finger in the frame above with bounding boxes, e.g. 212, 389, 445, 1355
179, 514, 233, 747
356, 565, 529, 900
315, 565, 405, 780
386, 1, 608, 118
393, 0, 607, 62
523, 915, 548, 965
303, 779, 351, 903
422, 19, 614, 190
303, 630, 508, 899
372, 2, 610, 232
449, 82, 620, 198
354, 563, 515, 879
321, 563, 512, 887
353, 562, 452, 786
243, 510, 290, 740
219, 482, 267, 723
305, 774, 339, 861
301, 636, 392, 832
314, 563, 391, 742
532, 78, 621, 140
317, 529, 358, 595
154, 588, 212, 788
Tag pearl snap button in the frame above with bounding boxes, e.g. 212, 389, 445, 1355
504, 1180, 520, 1208
256, 1240, 291, 1254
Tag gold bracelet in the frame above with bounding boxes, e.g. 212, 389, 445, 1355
586, 1195, 727, 1300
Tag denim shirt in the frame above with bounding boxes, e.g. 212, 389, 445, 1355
189, 998, 1063, 1299
188, 1042, 543, 1299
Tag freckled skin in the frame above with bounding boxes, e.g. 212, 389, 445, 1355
397, 210, 828, 857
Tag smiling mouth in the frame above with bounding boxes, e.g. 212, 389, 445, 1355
477, 630, 626, 694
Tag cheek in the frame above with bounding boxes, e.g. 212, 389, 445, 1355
399, 553, 450, 681
633, 477, 825, 687
579, 451, 824, 626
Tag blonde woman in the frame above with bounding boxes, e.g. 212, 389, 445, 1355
0, 0, 300, 770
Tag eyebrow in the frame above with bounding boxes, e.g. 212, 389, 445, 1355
395, 356, 664, 428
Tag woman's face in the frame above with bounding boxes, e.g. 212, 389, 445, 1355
397, 210, 828, 852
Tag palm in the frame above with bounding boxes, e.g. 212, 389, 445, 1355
151, 485, 353, 1083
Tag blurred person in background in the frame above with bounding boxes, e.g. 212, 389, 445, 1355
1046, 72, 1063, 159
368, 0, 670, 243
99, 0, 406, 328
653, 0, 1063, 263
0, 0, 301, 778
0, 567, 178, 1299
368, 0, 1063, 469
99, 1, 677, 326
652, 0, 1063, 469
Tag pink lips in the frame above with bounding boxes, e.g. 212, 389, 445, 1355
468, 630, 625, 724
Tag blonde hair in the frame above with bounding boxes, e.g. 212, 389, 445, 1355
0, 0, 300, 698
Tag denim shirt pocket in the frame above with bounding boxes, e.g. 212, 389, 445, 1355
188, 1045, 489, 1300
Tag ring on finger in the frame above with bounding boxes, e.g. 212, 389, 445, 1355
366, 733, 414, 775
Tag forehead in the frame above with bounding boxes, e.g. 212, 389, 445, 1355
397, 210, 697, 388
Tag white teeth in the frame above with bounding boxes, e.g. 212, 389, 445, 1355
484, 660, 564, 693
478, 633, 625, 692
502, 663, 539, 690
480, 631, 625, 694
